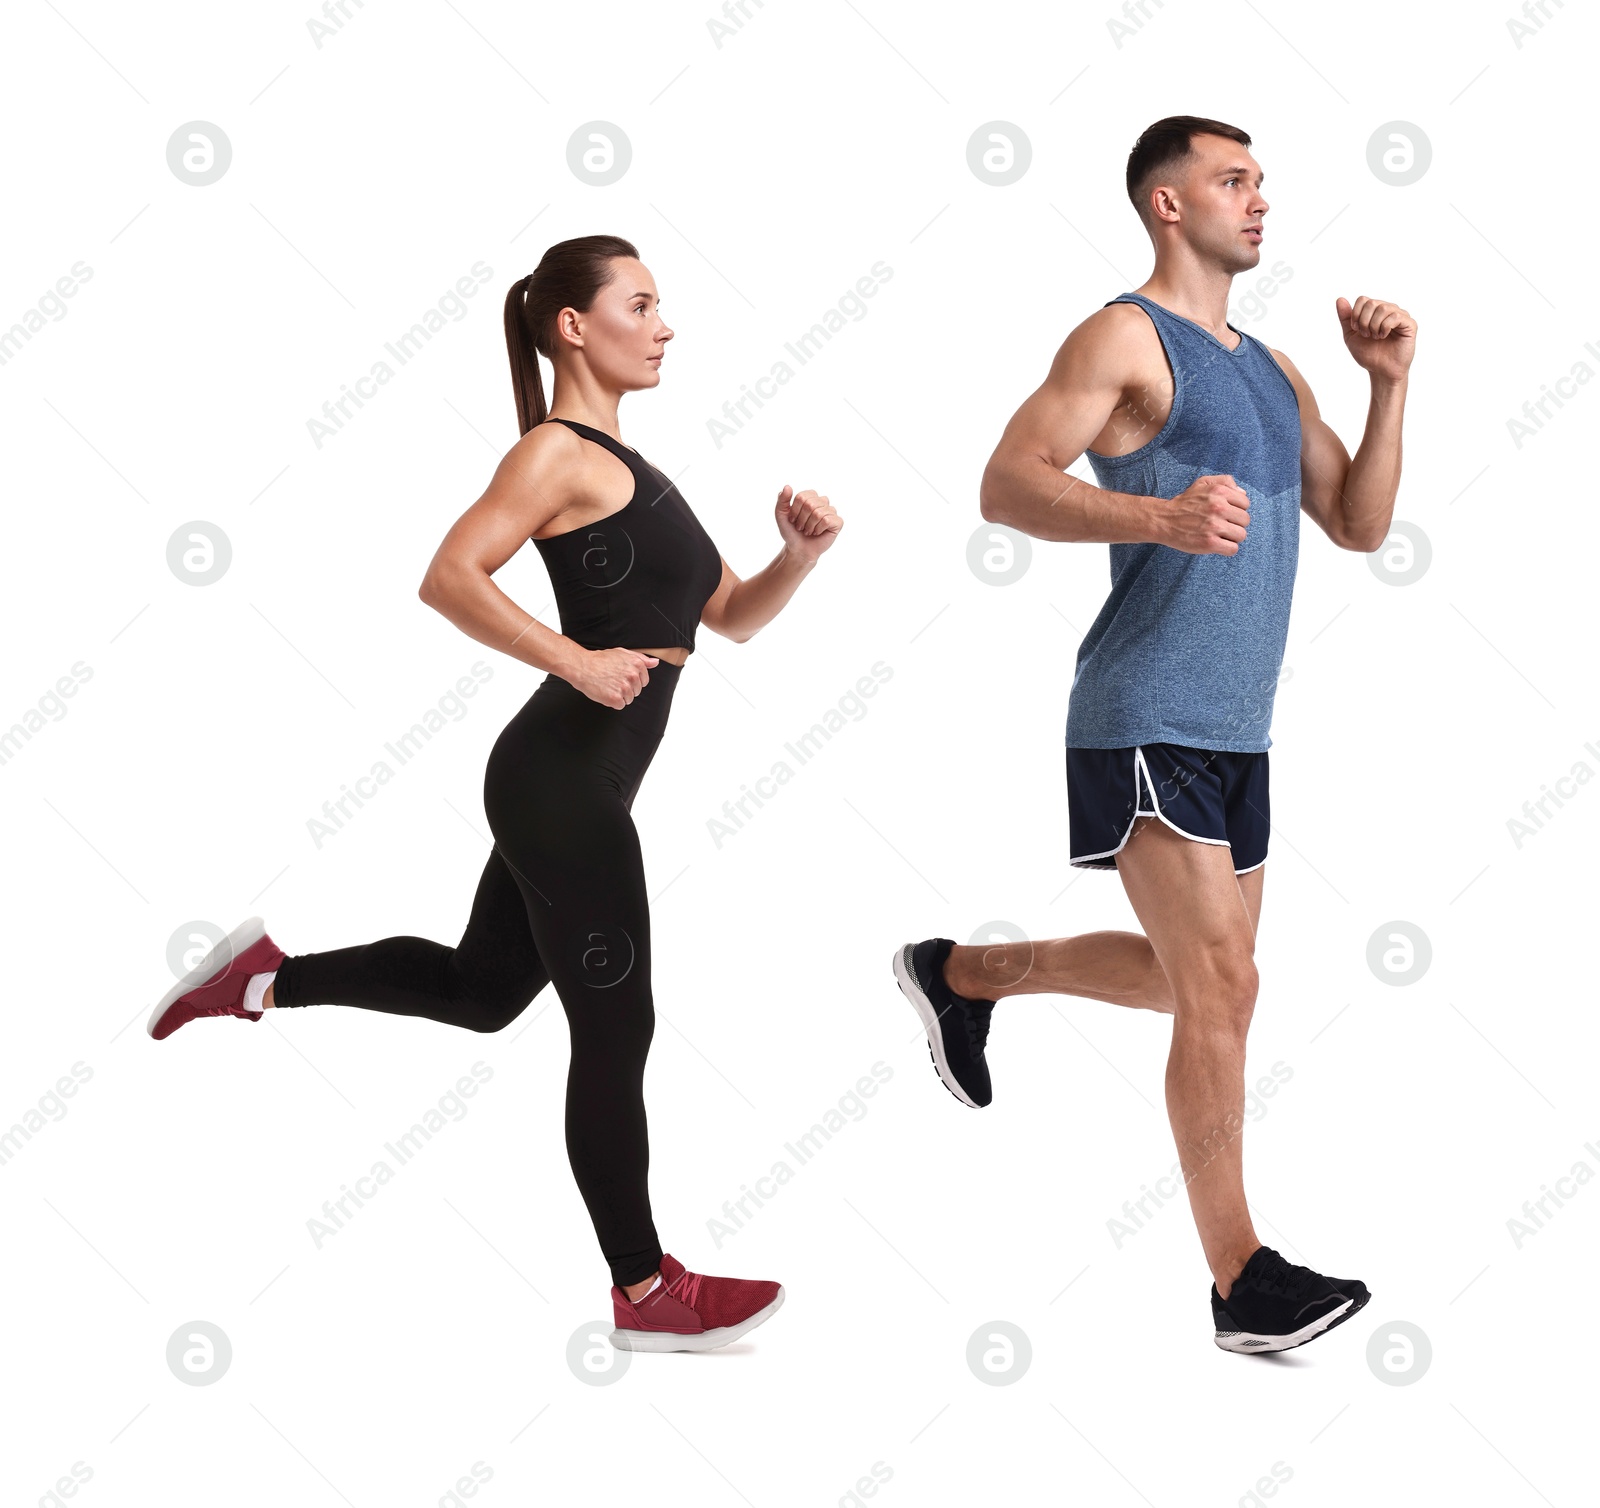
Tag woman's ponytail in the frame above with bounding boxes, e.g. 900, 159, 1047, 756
503, 235, 639, 437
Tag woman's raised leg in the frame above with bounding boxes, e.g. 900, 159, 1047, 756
271, 844, 551, 1032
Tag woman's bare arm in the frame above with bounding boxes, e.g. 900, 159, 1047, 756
417, 424, 589, 678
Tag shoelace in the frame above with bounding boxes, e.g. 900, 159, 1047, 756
1247, 1248, 1315, 1298
665, 1268, 704, 1310
187, 970, 249, 1017
965, 1001, 994, 1056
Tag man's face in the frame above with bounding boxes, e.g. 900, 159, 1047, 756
1163, 134, 1270, 273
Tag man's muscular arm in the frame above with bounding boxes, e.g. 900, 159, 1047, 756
978, 306, 1250, 554
1276, 295, 1415, 553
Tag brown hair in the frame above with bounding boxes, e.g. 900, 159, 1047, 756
1125, 116, 1252, 228
502, 234, 639, 435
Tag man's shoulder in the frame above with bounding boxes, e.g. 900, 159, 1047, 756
1059, 299, 1166, 382
1082, 298, 1158, 338
1250, 338, 1307, 401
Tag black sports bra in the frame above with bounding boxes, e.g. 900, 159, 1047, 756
532, 418, 723, 656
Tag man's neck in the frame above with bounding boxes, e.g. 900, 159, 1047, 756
1136, 260, 1237, 339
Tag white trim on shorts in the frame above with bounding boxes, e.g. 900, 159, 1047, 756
1070, 745, 1252, 873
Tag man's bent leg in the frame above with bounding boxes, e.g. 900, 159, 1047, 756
942, 867, 1264, 1010
1113, 817, 1262, 1296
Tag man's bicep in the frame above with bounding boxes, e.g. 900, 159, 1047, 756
994, 325, 1131, 474
1272, 347, 1354, 544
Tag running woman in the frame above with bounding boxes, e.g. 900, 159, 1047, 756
893, 118, 1414, 1353
147, 235, 843, 1353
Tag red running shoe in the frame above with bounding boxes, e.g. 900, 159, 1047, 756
610, 1252, 785, 1352
147, 917, 286, 1041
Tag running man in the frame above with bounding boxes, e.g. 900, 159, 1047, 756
893, 116, 1415, 1353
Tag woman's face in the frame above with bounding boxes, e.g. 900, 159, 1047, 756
557, 256, 674, 392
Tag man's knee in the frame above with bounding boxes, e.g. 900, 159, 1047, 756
1176, 945, 1258, 1028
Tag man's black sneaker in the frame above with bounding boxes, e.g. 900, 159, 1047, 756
891, 938, 996, 1108
1211, 1245, 1371, 1353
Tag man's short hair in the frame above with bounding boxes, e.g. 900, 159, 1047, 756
1126, 116, 1252, 228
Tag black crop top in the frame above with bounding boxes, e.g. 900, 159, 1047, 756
532, 418, 724, 655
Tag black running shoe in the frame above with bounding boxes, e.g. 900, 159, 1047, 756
1211, 1245, 1371, 1354
891, 938, 996, 1108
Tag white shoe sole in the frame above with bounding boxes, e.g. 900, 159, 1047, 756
1214, 1296, 1355, 1353
891, 943, 981, 1110
146, 915, 267, 1038
610, 1287, 785, 1353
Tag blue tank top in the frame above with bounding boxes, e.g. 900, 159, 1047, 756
1066, 291, 1302, 752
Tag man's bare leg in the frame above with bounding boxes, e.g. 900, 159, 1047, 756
1083, 816, 1263, 1298
942, 865, 1263, 1010
923, 817, 1266, 1296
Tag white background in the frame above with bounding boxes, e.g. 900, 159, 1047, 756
3, 1, 1595, 1504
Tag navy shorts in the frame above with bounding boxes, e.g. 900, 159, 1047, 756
1066, 743, 1269, 874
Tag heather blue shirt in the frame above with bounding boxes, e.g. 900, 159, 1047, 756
1066, 291, 1302, 752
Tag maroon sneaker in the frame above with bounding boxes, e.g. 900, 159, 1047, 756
609, 1252, 784, 1352
147, 917, 286, 1041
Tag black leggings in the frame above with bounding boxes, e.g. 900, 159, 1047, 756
273, 662, 682, 1288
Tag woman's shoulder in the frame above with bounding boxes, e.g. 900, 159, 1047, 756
504, 418, 637, 523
